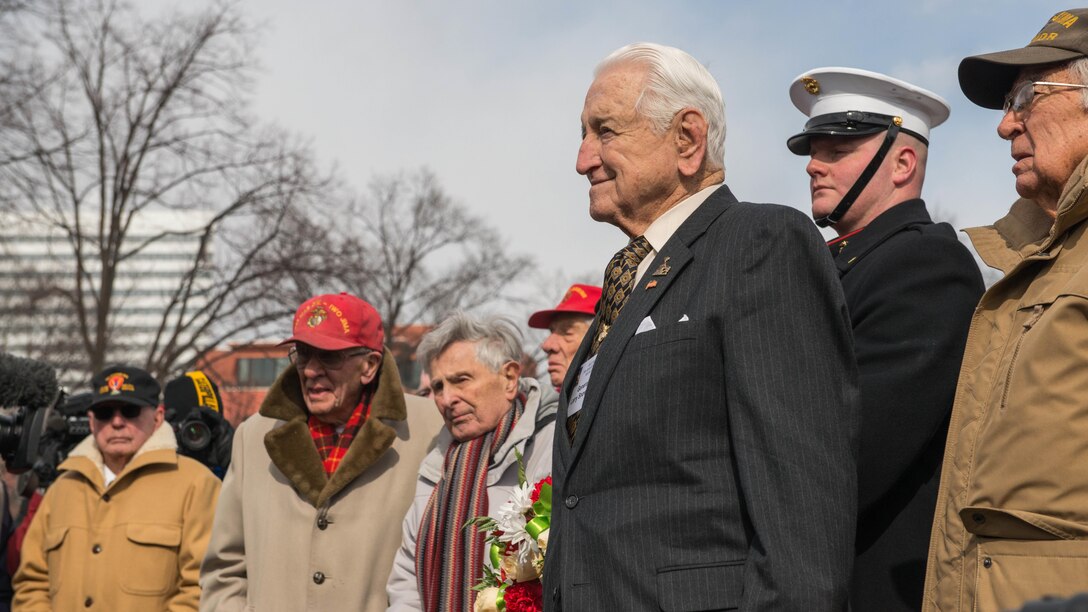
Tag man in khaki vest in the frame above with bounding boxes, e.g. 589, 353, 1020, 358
924, 9, 1088, 611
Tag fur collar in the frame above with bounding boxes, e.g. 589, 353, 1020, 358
259, 348, 409, 508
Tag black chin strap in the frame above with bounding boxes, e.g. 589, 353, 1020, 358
814, 120, 902, 228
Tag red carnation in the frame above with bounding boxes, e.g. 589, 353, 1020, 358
503, 579, 543, 612
530, 476, 552, 504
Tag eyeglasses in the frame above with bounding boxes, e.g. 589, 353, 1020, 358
288, 344, 372, 370
90, 404, 146, 421
1003, 80, 1088, 114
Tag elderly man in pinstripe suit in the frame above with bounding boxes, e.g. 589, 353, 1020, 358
543, 42, 861, 611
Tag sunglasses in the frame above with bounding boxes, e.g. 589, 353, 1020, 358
288, 344, 372, 370
90, 404, 147, 421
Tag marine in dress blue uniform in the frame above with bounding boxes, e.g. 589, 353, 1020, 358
787, 67, 985, 611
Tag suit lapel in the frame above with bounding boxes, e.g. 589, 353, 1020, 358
564, 186, 736, 473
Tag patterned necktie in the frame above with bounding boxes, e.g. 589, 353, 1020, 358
567, 235, 651, 442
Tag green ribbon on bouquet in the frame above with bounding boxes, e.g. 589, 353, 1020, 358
526, 482, 552, 539
525, 516, 550, 540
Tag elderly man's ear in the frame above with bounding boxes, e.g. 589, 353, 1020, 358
500, 360, 521, 400
675, 108, 709, 177
358, 351, 385, 385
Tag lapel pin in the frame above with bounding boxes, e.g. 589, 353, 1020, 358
645, 280, 658, 290
652, 256, 671, 277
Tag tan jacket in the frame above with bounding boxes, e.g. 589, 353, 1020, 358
13, 423, 221, 612
924, 155, 1088, 611
199, 350, 444, 612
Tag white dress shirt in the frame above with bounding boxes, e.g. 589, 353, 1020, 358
634, 183, 723, 284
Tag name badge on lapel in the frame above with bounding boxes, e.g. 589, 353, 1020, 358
566, 355, 596, 419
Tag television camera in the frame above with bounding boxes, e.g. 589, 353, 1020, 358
163, 371, 234, 478
0, 353, 90, 488
0, 353, 233, 487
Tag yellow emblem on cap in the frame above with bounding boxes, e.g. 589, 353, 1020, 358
307, 305, 327, 328
893, 116, 903, 126
101, 372, 135, 395
1052, 11, 1078, 28
802, 77, 820, 95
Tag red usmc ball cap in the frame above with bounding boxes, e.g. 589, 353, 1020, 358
528, 284, 602, 329
279, 293, 384, 352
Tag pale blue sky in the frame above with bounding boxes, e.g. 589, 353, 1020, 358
152, 0, 1069, 309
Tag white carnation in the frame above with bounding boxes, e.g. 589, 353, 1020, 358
494, 482, 539, 564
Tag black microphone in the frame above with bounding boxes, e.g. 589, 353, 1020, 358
0, 353, 61, 471
0, 352, 60, 410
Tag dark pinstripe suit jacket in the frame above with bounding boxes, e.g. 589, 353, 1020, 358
544, 185, 860, 611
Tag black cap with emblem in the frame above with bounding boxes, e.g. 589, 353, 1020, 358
89, 365, 160, 409
959, 9, 1088, 110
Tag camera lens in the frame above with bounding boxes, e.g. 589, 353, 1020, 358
179, 419, 211, 452
0, 413, 22, 463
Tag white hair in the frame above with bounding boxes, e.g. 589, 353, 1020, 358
596, 42, 726, 170
1070, 57, 1088, 109
417, 312, 523, 374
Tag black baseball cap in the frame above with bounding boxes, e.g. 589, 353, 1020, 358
960, 9, 1088, 109
89, 365, 160, 409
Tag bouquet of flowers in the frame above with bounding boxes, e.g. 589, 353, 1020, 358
468, 454, 552, 612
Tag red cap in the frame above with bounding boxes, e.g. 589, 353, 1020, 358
280, 293, 384, 351
528, 284, 602, 329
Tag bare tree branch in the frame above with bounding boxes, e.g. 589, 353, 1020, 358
0, 0, 336, 382
335, 168, 534, 339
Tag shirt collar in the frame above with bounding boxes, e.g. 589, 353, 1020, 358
642, 183, 722, 253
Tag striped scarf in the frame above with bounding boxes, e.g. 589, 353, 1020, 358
416, 391, 526, 612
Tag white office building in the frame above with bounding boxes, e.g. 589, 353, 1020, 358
0, 209, 213, 381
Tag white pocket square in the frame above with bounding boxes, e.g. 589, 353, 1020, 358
635, 316, 656, 335
678, 314, 690, 322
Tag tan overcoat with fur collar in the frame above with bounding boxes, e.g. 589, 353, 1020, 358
199, 350, 444, 612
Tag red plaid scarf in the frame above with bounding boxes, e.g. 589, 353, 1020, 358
416, 390, 526, 612
308, 396, 371, 477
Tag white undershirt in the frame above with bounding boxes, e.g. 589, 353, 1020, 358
103, 465, 118, 488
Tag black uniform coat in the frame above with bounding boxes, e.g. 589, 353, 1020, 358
544, 185, 861, 611
830, 199, 983, 611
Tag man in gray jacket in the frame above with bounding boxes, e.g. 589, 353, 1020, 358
387, 312, 557, 612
